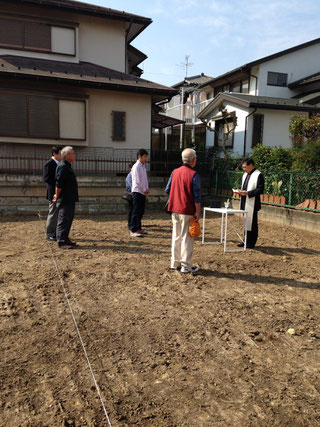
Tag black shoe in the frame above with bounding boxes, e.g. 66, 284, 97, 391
247, 245, 255, 249
66, 240, 77, 246
237, 242, 244, 247
58, 243, 73, 249
46, 236, 56, 241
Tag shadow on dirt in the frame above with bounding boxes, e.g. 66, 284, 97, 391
198, 268, 320, 291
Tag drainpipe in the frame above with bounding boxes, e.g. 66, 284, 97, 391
243, 108, 256, 157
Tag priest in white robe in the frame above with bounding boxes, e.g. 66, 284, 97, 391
238, 158, 264, 248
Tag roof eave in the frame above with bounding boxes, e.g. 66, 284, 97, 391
0, 70, 177, 98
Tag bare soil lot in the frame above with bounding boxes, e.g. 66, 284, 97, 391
1, 212, 320, 426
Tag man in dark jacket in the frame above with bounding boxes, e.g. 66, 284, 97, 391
165, 148, 201, 273
43, 146, 62, 241
53, 146, 79, 249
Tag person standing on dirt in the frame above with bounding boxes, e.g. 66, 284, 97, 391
124, 162, 134, 229
236, 157, 264, 249
130, 149, 149, 237
165, 148, 201, 274
52, 146, 79, 249
43, 146, 62, 241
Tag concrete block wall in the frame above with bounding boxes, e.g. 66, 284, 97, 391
0, 174, 209, 216
231, 198, 320, 234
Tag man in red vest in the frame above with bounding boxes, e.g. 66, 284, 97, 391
165, 148, 201, 273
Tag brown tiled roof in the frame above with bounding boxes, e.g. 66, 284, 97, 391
8, 0, 152, 25
0, 55, 177, 97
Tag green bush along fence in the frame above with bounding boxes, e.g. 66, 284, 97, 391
211, 170, 320, 212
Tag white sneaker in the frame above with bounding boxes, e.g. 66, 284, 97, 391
180, 266, 199, 274
130, 231, 143, 237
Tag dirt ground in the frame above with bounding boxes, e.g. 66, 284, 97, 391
1, 211, 320, 427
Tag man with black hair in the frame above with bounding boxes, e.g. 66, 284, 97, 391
130, 149, 149, 237
43, 146, 62, 241
237, 157, 264, 249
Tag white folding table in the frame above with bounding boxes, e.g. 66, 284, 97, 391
202, 207, 247, 252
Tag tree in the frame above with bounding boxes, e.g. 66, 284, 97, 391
289, 114, 320, 172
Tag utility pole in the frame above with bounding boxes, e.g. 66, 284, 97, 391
180, 86, 184, 150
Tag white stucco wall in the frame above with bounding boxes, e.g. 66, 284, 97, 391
78, 16, 126, 72
248, 109, 308, 150
257, 42, 320, 98
204, 103, 250, 156
88, 89, 151, 149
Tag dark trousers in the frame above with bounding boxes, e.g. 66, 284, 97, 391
130, 192, 145, 232
127, 198, 133, 228
247, 210, 258, 247
56, 202, 75, 245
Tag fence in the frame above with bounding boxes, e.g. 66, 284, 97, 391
211, 170, 320, 213
0, 150, 210, 177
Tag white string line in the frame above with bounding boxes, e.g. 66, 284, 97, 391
37, 212, 112, 427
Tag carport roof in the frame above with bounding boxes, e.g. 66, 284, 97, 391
198, 93, 320, 118
0, 55, 177, 99
152, 112, 185, 129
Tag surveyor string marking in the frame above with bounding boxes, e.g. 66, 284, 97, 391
37, 212, 112, 427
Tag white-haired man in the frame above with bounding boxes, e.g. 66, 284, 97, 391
165, 148, 201, 273
53, 146, 79, 249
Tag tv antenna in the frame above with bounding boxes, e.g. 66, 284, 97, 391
178, 55, 193, 78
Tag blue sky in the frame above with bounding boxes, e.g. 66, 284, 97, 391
81, 0, 320, 87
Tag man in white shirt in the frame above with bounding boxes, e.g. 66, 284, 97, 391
130, 149, 149, 237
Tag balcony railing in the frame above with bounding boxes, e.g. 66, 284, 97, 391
164, 98, 214, 125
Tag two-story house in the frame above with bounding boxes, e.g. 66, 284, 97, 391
165, 38, 320, 156
197, 38, 320, 156
0, 0, 177, 159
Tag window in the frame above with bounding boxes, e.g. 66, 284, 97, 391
112, 111, 126, 141
230, 78, 249, 93
230, 81, 241, 93
267, 72, 288, 87
241, 78, 249, 94
0, 91, 86, 140
252, 114, 264, 147
0, 16, 75, 55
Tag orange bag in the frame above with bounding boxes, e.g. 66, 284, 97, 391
189, 218, 201, 237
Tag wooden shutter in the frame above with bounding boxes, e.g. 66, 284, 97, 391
0, 18, 24, 48
0, 92, 27, 136
24, 22, 51, 50
252, 114, 264, 147
112, 111, 126, 141
28, 96, 59, 138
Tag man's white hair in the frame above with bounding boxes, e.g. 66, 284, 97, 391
182, 148, 197, 163
61, 146, 74, 159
